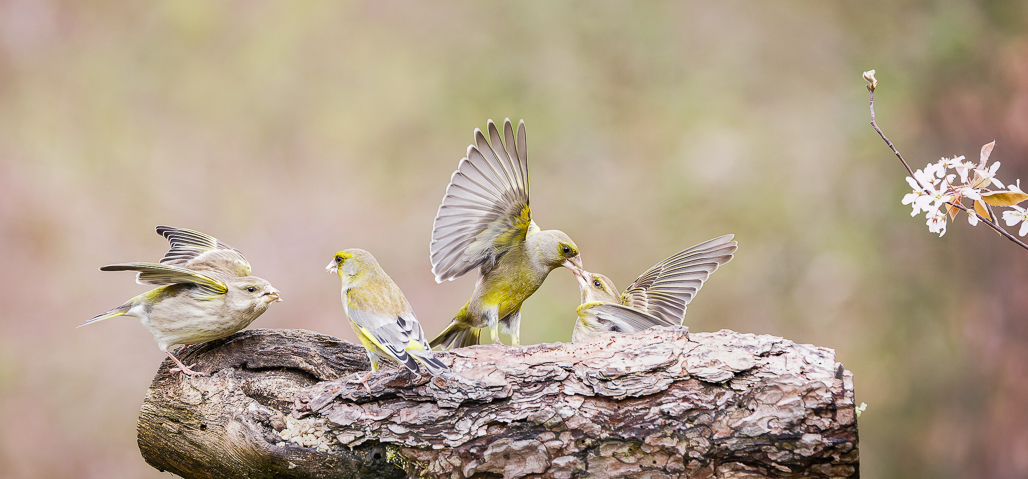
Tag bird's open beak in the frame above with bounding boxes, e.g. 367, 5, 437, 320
263, 288, 283, 303
572, 268, 591, 290
325, 262, 338, 274
563, 256, 584, 275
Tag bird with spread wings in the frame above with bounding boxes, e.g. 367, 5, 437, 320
570, 235, 736, 342
429, 118, 584, 349
81, 226, 281, 376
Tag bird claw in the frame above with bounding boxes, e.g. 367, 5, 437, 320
353, 371, 374, 394
170, 363, 208, 377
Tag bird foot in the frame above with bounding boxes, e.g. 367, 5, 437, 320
170, 363, 208, 377
353, 370, 374, 393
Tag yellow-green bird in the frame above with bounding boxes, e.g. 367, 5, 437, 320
81, 226, 282, 376
429, 118, 584, 349
571, 235, 737, 342
327, 249, 448, 381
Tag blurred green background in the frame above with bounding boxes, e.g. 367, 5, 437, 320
2, 1, 1027, 477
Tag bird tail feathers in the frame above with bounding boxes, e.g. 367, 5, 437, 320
429, 322, 481, 350
409, 349, 449, 376
78, 303, 131, 328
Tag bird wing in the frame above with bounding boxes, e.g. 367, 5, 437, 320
347, 306, 431, 372
100, 262, 228, 299
579, 302, 673, 332
621, 235, 737, 325
155, 225, 252, 277
430, 118, 532, 283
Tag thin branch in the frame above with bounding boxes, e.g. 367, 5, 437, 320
867, 84, 1028, 252
868, 87, 917, 179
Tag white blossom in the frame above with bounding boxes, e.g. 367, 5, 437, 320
1002, 205, 1028, 236
967, 209, 979, 226
927, 211, 948, 237
924, 161, 946, 179
902, 177, 930, 216
973, 161, 1003, 189
938, 155, 972, 183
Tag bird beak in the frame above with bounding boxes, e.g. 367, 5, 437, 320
263, 288, 283, 303
563, 256, 584, 275
572, 268, 591, 290
325, 262, 338, 274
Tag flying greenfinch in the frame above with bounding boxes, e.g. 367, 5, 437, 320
80, 226, 282, 376
429, 118, 584, 349
327, 249, 448, 383
570, 235, 736, 342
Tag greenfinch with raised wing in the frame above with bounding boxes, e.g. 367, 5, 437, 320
81, 226, 282, 376
571, 235, 736, 342
327, 249, 448, 380
429, 118, 584, 349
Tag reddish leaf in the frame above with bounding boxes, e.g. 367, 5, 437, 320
979, 141, 996, 167
946, 203, 960, 219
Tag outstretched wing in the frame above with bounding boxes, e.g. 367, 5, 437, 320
430, 119, 532, 283
621, 235, 737, 325
155, 225, 251, 277
99, 262, 227, 300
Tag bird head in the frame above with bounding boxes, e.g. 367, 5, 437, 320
572, 270, 620, 304
326, 248, 379, 287
532, 230, 584, 273
226, 277, 282, 314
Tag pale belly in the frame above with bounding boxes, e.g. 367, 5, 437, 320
137, 293, 260, 351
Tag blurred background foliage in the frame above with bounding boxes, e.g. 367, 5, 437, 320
1, 1, 1027, 477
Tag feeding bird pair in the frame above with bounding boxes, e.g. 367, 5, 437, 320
83, 118, 735, 383
427, 118, 736, 348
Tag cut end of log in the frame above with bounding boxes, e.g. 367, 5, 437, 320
137, 327, 858, 478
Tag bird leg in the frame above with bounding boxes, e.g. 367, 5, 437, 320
503, 311, 523, 346
166, 351, 208, 377
487, 309, 504, 345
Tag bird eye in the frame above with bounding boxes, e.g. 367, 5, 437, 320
593, 280, 602, 288
247, 286, 256, 293
335, 256, 343, 263
562, 245, 571, 255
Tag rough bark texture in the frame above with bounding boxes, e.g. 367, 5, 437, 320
137, 327, 858, 478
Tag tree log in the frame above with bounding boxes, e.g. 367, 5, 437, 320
137, 327, 858, 478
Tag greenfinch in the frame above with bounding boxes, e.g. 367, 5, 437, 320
81, 226, 282, 376
570, 235, 736, 342
327, 249, 448, 382
429, 118, 584, 349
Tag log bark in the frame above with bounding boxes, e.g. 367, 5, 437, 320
137, 327, 858, 478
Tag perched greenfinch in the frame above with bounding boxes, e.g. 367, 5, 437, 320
327, 249, 448, 382
429, 118, 584, 349
571, 235, 737, 342
81, 226, 282, 376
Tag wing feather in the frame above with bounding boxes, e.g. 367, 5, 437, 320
583, 302, 674, 332
430, 119, 532, 282
348, 307, 433, 373
155, 226, 251, 277
100, 262, 227, 299
621, 235, 737, 325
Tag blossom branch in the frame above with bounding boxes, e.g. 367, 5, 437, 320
864, 71, 1028, 252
